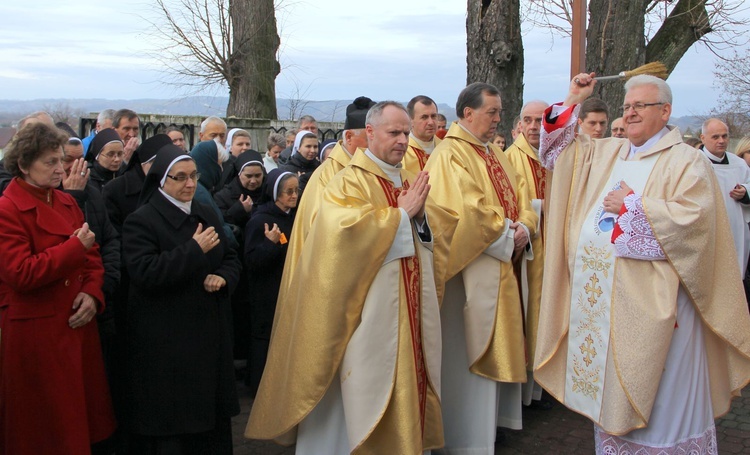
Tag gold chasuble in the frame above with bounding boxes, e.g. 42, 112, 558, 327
424, 122, 538, 381
404, 135, 442, 175
275, 141, 355, 325
245, 151, 456, 454
534, 127, 750, 434
505, 133, 547, 371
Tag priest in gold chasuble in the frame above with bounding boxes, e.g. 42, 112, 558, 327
403, 95, 442, 175
534, 73, 750, 454
504, 100, 549, 407
424, 83, 538, 454
245, 102, 457, 455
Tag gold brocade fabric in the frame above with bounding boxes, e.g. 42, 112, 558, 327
505, 134, 546, 369
245, 151, 454, 452
534, 127, 750, 434
403, 136, 441, 175
274, 140, 353, 331
424, 122, 538, 382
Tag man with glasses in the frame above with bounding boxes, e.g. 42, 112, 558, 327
534, 73, 750, 454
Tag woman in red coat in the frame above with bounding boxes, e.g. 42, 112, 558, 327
0, 123, 116, 454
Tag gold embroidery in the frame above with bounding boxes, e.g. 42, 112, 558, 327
570, 243, 614, 402
581, 243, 612, 278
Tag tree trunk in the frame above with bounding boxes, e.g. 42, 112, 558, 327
227, 0, 280, 119
585, 0, 648, 122
466, 0, 523, 137
645, 0, 711, 74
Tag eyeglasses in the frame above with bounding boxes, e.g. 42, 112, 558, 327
166, 172, 200, 182
620, 102, 664, 113
282, 188, 300, 196
101, 151, 124, 159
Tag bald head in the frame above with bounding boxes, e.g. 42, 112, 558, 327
519, 100, 548, 149
700, 118, 729, 158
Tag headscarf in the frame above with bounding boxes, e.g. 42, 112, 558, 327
190, 140, 222, 192
291, 130, 318, 157
234, 149, 265, 175
138, 144, 192, 207
86, 128, 123, 162
264, 169, 295, 202
319, 140, 337, 161
125, 134, 173, 172
225, 128, 249, 151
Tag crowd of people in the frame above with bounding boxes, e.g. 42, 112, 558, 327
0, 72, 750, 455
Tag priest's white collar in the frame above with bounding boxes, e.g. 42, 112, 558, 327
410, 133, 436, 154
457, 122, 491, 153
628, 127, 670, 158
365, 149, 403, 187
701, 146, 726, 162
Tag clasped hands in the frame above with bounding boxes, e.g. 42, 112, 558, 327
398, 171, 430, 224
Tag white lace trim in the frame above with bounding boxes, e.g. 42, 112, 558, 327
539, 104, 580, 171
595, 424, 718, 455
613, 194, 665, 260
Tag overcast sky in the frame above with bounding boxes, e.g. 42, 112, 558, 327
0, 1, 739, 117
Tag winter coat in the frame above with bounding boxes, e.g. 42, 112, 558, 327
0, 178, 116, 454
122, 191, 241, 436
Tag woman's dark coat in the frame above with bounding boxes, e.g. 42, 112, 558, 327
122, 191, 241, 436
243, 200, 295, 393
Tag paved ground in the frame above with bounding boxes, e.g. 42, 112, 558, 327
232, 382, 750, 454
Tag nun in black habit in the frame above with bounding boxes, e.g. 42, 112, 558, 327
86, 128, 124, 192
244, 169, 299, 395
212, 150, 266, 370
122, 146, 240, 454
102, 133, 173, 234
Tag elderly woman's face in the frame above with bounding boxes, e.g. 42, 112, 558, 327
162, 160, 198, 203
97, 141, 124, 171
23, 147, 65, 189
276, 176, 299, 212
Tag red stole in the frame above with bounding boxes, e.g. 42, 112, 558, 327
471, 144, 519, 221
375, 175, 427, 434
410, 146, 429, 170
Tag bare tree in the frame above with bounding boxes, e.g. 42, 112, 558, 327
283, 78, 313, 121
466, 0, 524, 138
715, 49, 750, 114
522, 0, 749, 118
43, 102, 86, 127
145, 0, 281, 119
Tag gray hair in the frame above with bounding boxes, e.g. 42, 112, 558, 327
267, 133, 285, 150
200, 115, 226, 132
365, 101, 408, 127
97, 109, 116, 125
519, 100, 549, 119
17, 111, 54, 129
297, 115, 317, 127
701, 118, 728, 135
456, 82, 500, 119
624, 75, 672, 105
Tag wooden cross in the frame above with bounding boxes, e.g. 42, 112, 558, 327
570, 0, 587, 78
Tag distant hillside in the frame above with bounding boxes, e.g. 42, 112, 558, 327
0, 97, 458, 124
0, 97, 702, 133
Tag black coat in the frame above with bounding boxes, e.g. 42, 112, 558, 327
0, 160, 10, 196
213, 178, 263, 237
101, 164, 145, 235
123, 192, 241, 436
63, 181, 121, 312
88, 161, 118, 193
279, 154, 318, 197
244, 202, 295, 339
